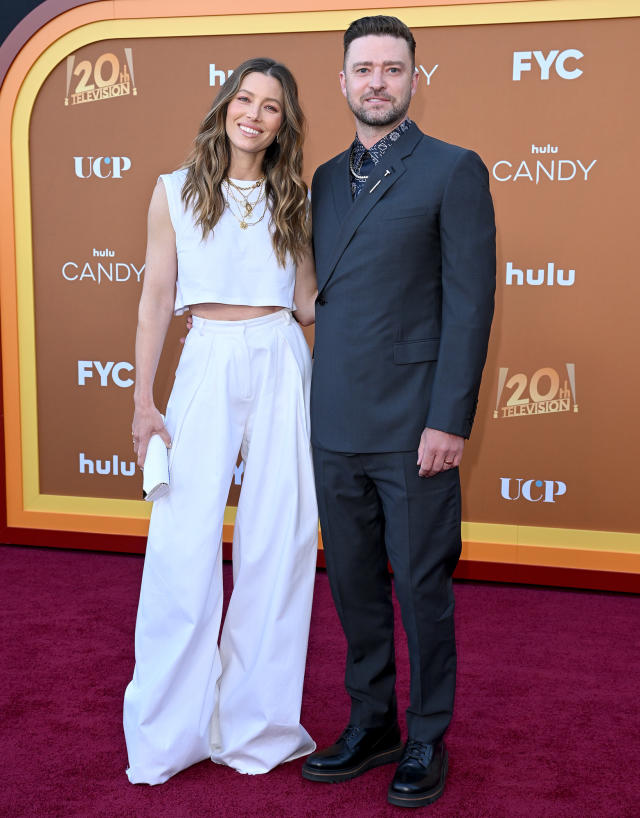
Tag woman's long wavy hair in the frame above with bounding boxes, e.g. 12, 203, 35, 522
181, 57, 309, 266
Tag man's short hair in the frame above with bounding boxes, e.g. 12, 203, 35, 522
343, 16, 416, 65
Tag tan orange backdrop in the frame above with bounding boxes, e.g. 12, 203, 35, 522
2, 1, 639, 583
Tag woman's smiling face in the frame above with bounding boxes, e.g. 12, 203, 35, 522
225, 71, 284, 162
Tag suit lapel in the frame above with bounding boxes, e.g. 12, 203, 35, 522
319, 124, 423, 293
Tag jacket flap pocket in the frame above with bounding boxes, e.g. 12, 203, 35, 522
393, 338, 440, 364
387, 206, 431, 220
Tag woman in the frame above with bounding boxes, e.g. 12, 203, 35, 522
123, 57, 318, 785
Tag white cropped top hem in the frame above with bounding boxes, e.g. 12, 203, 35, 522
159, 168, 296, 316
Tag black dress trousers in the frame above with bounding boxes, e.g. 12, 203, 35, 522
313, 446, 462, 744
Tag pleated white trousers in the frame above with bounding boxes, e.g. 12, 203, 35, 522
123, 310, 318, 785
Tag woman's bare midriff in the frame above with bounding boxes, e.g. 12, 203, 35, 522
189, 303, 282, 321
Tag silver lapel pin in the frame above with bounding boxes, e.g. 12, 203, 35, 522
369, 169, 392, 194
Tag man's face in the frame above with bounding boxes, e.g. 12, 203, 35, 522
340, 34, 418, 129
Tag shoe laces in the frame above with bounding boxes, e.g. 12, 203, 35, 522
402, 739, 433, 765
340, 725, 362, 748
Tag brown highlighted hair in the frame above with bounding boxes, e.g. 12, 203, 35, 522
181, 57, 309, 266
343, 16, 416, 66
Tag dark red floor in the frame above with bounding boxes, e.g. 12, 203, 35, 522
1, 544, 638, 817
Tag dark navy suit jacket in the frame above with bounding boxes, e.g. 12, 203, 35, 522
310, 123, 496, 453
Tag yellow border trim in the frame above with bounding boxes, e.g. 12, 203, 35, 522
462, 523, 639, 553
4, 2, 640, 568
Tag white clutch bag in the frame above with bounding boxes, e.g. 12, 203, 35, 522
142, 432, 170, 502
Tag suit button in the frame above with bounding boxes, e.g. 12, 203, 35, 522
316, 296, 327, 306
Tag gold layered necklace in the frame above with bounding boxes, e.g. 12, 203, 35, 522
223, 177, 268, 229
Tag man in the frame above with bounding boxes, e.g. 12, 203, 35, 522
301, 16, 496, 808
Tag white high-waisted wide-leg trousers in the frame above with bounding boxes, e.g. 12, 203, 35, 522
123, 310, 318, 785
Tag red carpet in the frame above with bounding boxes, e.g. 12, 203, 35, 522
1, 544, 638, 817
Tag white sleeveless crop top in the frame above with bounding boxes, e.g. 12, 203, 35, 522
159, 168, 296, 315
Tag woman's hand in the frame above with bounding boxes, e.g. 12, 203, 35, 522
132, 403, 171, 468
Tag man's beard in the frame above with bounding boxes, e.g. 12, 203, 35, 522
346, 87, 411, 128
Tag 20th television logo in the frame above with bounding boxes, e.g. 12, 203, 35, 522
65, 48, 137, 106
493, 364, 578, 419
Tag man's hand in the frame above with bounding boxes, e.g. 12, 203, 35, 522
417, 428, 465, 477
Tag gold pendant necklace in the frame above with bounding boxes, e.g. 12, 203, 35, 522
227, 177, 264, 193
224, 180, 265, 216
223, 180, 268, 229
226, 177, 264, 219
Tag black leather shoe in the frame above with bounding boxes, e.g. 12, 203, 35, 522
387, 740, 448, 807
302, 723, 403, 782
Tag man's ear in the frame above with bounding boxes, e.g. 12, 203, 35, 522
339, 70, 347, 98
411, 66, 419, 98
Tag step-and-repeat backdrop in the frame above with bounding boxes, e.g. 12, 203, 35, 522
2, 1, 639, 579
